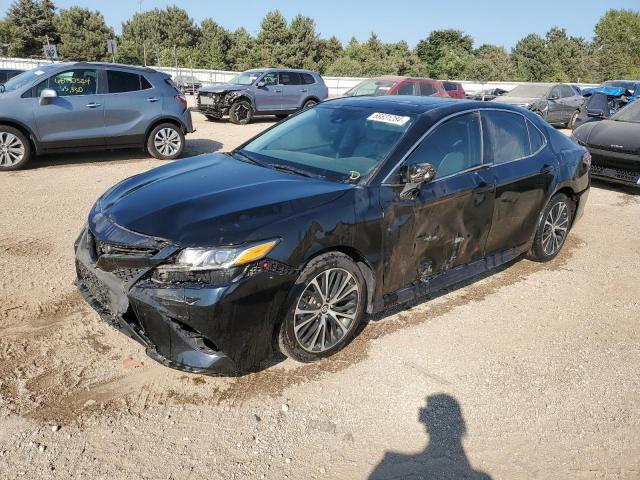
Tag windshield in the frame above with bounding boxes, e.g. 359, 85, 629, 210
612, 100, 640, 123
504, 84, 550, 98
229, 72, 263, 86
345, 79, 397, 97
240, 104, 415, 182
1, 65, 55, 93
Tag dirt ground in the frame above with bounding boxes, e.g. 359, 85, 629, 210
1, 106, 639, 480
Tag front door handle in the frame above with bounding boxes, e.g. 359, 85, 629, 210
300, 88, 308, 92
86, 102, 101, 108
147, 97, 159, 102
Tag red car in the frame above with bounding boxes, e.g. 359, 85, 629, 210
344, 76, 449, 98
442, 81, 466, 99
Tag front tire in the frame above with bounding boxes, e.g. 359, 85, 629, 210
0, 126, 31, 171
147, 123, 185, 160
278, 252, 366, 363
229, 99, 254, 125
528, 193, 574, 262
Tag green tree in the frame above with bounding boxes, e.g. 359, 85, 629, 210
226, 28, 256, 71
254, 10, 290, 67
54, 7, 114, 61
5, 0, 57, 57
474, 44, 514, 81
511, 33, 552, 81
416, 29, 473, 77
120, 6, 199, 65
317, 36, 343, 73
284, 15, 320, 69
593, 9, 640, 81
197, 19, 231, 69
544, 27, 593, 83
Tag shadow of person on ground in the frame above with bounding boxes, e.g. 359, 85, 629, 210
369, 394, 492, 480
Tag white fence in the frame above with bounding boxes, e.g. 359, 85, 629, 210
0, 56, 597, 96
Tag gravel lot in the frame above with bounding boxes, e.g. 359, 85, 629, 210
1, 107, 639, 479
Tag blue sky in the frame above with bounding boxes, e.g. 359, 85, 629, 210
1, 0, 638, 49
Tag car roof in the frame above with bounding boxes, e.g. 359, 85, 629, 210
324, 95, 512, 115
47, 61, 161, 74
245, 67, 320, 75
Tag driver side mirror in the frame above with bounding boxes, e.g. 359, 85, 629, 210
256, 81, 266, 88
548, 94, 559, 101
39, 88, 57, 105
405, 163, 436, 185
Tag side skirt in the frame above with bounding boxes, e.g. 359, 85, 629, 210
376, 244, 529, 312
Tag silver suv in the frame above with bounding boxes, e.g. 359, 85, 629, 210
197, 68, 328, 124
0, 62, 194, 170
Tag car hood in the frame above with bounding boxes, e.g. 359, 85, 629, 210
97, 153, 352, 246
582, 120, 640, 153
198, 84, 247, 94
492, 96, 539, 106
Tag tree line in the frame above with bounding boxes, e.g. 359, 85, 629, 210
1, 0, 639, 83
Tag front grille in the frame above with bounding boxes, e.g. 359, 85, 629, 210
591, 164, 640, 183
96, 240, 158, 257
591, 152, 640, 172
77, 261, 111, 311
111, 267, 148, 283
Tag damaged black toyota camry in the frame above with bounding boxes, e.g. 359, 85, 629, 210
75, 96, 590, 374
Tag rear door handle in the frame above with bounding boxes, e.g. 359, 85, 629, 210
147, 97, 159, 102
300, 89, 308, 92
86, 103, 101, 108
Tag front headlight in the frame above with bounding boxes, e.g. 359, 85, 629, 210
171, 239, 280, 271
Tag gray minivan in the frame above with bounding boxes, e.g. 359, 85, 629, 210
197, 68, 329, 124
0, 62, 194, 170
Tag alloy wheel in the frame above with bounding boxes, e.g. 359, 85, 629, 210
235, 103, 250, 121
0, 131, 25, 167
542, 201, 569, 256
154, 128, 181, 157
294, 268, 360, 353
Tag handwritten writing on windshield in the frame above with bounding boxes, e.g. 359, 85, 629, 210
53, 76, 92, 95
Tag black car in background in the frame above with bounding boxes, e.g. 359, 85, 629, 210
466, 87, 508, 101
0, 68, 24, 84
573, 99, 640, 188
492, 83, 584, 127
174, 75, 202, 94
75, 97, 590, 374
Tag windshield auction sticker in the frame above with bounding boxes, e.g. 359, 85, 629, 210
367, 112, 410, 126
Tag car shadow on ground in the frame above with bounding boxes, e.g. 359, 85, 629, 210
200, 115, 281, 125
26, 139, 223, 169
368, 394, 492, 480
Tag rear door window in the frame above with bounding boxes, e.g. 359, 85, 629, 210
443, 82, 457, 92
36, 69, 98, 97
482, 110, 531, 163
395, 82, 417, 95
107, 70, 150, 93
280, 72, 302, 86
527, 120, 545, 153
419, 82, 438, 96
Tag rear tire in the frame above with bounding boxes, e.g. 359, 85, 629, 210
568, 110, 579, 129
0, 125, 31, 171
229, 99, 254, 125
302, 99, 318, 110
528, 193, 574, 262
146, 123, 185, 160
278, 252, 366, 363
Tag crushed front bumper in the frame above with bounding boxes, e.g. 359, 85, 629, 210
74, 215, 297, 375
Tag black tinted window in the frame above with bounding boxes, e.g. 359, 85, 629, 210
280, 72, 302, 85
419, 82, 437, 96
107, 70, 146, 93
443, 82, 457, 91
527, 120, 545, 153
395, 82, 416, 95
301, 73, 315, 85
406, 112, 482, 179
482, 111, 530, 163
36, 69, 97, 96
141, 76, 152, 89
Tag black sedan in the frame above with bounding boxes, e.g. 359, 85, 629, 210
492, 83, 584, 127
573, 99, 640, 188
74, 97, 590, 374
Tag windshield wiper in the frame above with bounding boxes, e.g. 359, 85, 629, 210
269, 163, 317, 178
232, 150, 269, 168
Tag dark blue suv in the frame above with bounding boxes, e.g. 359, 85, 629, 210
0, 62, 194, 170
